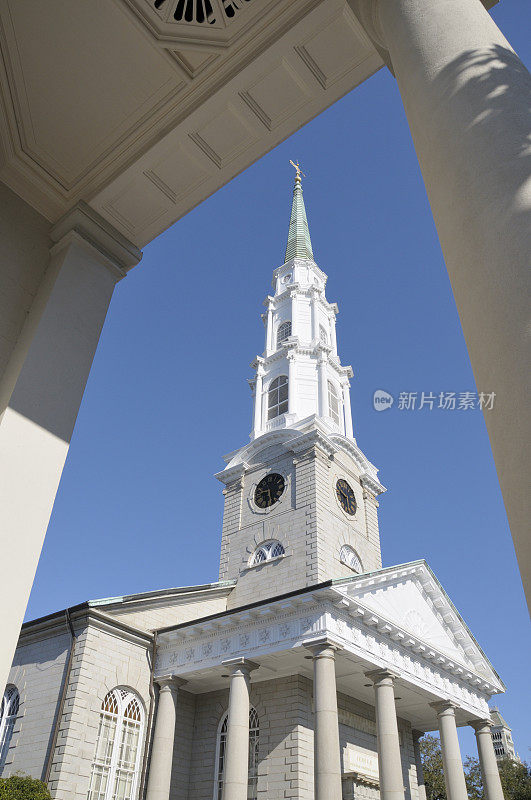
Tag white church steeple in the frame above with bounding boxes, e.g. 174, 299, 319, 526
250, 168, 354, 441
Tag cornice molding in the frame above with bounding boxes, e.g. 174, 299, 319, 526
51, 201, 142, 272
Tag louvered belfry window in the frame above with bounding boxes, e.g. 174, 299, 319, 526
268, 376, 288, 420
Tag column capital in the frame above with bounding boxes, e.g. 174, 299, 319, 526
468, 718, 493, 734
303, 635, 342, 658
222, 657, 260, 677
50, 200, 142, 273
365, 667, 399, 686
430, 699, 458, 716
155, 674, 187, 692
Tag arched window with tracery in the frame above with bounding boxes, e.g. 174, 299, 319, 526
0, 685, 19, 773
339, 545, 363, 574
319, 324, 328, 344
87, 688, 144, 800
276, 321, 291, 347
215, 707, 259, 800
250, 540, 285, 566
327, 380, 341, 427
267, 375, 288, 420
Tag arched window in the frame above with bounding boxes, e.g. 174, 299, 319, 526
319, 324, 328, 344
87, 688, 144, 800
0, 685, 19, 773
267, 376, 288, 420
339, 545, 363, 574
250, 540, 285, 567
215, 707, 259, 800
327, 380, 341, 427
276, 321, 291, 347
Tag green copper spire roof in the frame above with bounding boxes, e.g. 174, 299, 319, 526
284, 168, 314, 262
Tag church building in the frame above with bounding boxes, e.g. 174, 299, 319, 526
1, 170, 507, 800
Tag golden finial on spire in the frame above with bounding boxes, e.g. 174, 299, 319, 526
289, 159, 306, 181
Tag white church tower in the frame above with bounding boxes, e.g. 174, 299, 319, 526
216, 166, 386, 608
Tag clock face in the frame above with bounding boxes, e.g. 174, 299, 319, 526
254, 473, 285, 509
336, 479, 357, 516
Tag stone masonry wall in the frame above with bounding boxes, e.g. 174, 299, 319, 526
2, 628, 71, 781
103, 594, 229, 632
47, 621, 152, 799
222, 435, 383, 610
187, 675, 314, 800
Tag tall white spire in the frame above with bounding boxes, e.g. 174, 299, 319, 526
249, 169, 354, 441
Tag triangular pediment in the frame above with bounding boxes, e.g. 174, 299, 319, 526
334, 561, 503, 689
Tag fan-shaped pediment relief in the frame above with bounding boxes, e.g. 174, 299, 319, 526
355, 580, 473, 667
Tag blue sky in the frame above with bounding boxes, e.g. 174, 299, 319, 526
27, 1, 529, 763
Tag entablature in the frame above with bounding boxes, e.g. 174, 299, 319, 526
153, 572, 501, 728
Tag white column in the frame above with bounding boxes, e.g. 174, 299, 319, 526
318, 355, 328, 418
222, 658, 258, 800
366, 669, 405, 800
304, 638, 342, 800
412, 730, 427, 800
330, 314, 338, 355
431, 701, 467, 800
291, 290, 298, 338
342, 381, 354, 438
470, 719, 505, 800
288, 352, 297, 415
311, 289, 319, 342
266, 300, 274, 355
0, 202, 140, 694
145, 676, 186, 800
348, 0, 531, 608
252, 364, 264, 437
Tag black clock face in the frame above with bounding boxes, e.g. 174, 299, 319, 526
254, 473, 285, 509
336, 479, 357, 515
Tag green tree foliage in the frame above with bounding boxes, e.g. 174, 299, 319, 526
0, 775, 51, 799
420, 734, 447, 800
464, 755, 483, 800
498, 759, 531, 800
420, 733, 531, 800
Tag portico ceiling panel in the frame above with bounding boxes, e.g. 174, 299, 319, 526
0, 0, 182, 187
0, 0, 383, 243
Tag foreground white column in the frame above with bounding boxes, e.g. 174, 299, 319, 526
304, 638, 342, 800
0, 203, 141, 694
145, 676, 186, 800
348, 0, 531, 607
367, 669, 405, 800
412, 730, 427, 800
431, 701, 467, 800
222, 658, 258, 800
470, 719, 505, 800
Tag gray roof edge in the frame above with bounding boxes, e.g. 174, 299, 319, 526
88, 580, 236, 608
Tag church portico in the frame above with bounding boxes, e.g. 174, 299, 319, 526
148, 561, 502, 799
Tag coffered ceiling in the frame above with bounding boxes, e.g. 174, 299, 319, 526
0, 0, 383, 246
